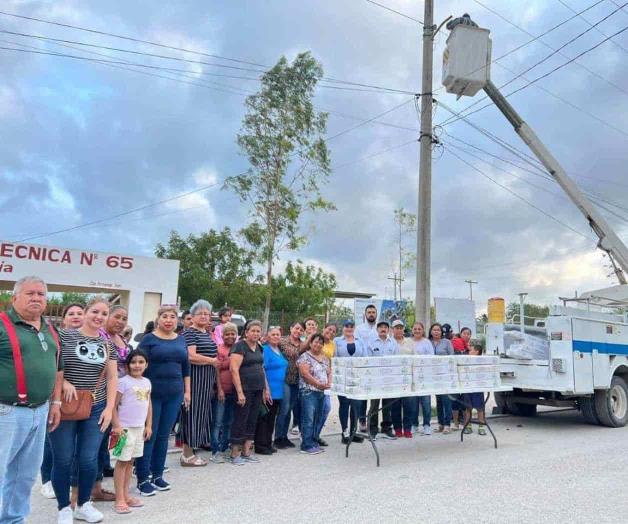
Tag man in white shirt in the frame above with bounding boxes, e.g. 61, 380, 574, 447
355, 304, 378, 345
366, 321, 398, 440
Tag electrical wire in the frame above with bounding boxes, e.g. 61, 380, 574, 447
444, 145, 593, 240
363, 0, 423, 24
0, 9, 415, 95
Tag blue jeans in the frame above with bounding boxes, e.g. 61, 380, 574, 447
338, 395, 360, 434
210, 393, 235, 453
299, 390, 324, 450
0, 402, 49, 523
418, 395, 432, 427
40, 434, 53, 484
275, 383, 299, 440
49, 401, 106, 510
436, 394, 452, 426
391, 397, 416, 432
315, 395, 331, 437
136, 393, 182, 483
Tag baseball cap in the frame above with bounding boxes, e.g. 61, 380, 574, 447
376, 320, 390, 328
343, 319, 355, 327
442, 323, 453, 335
391, 319, 405, 328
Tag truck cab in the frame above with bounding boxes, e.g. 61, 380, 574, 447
487, 285, 628, 427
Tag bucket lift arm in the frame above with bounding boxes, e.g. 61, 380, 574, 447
483, 80, 628, 284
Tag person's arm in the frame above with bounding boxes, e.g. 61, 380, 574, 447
111, 391, 123, 435
297, 360, 326, 390
99, 356, 118, 432
263, 369, 272, 404
183, 377, 191, 408
144, 399, 153, 441
187, 344, 218, 366
216, 370, 224, 401
325, 359, 332, 387
230, 353, 246, 406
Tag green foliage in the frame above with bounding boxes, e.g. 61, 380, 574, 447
272, 260, 336, 319
506, 302, 549, 325
60, 292, 89, 305
224, 51, 334, 325
155, 229, 264, 309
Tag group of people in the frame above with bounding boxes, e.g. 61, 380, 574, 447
0, 277, 485, 524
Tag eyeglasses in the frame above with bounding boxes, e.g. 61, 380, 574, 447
38, 332, 48, 352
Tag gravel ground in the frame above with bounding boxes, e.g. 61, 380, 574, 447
28, 407, 628, 524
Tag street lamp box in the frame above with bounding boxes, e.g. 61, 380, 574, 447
442, 25, 492, 97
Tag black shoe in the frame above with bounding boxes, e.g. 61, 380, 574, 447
271, 447, 278, 453
284, 439, 296, 448
317, 438, 328, 447
199, 444, 212, 451
273, 439, 288, 449
255, 447, 273, 455
352, 435, 364, 443
102, 467, 115, 478
382, 428, 397, 440
341, 435, 350, 444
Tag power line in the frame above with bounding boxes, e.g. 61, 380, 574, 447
444, 146, 593, 240
558, 0, 628, 56
363, 0, 423, 24
0, 9, 415, 96
471, 0, 628, 98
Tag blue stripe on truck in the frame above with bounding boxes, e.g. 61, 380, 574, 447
573, 339, 628, 355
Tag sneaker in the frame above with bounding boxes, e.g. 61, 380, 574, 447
290, 426, 300, 435
230, 455, 246, 466
74, 501, 103, 523
341, 435, 350, 444
242, 454, 260, 463
411, 425, 420, 434
423, 425, 432, 436
163, 466, 170, 473
317, 438, 328, 447
300, 447, 323, 455
151, 477, 171, 491
58, 506, 73, 524
394, 429, 403, 438
352, 434, 364, 443
404, 430, 413, 439
478, 425, 487, 436
382, 428, 397, 440
137, 480, 156, 497
41, 480, 56, 499
273, 439, 288, 449
211, 452, 226, 463
359, 421, 367, 433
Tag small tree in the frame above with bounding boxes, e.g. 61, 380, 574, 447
393, 207, 416, 300
225, 52, 334, 328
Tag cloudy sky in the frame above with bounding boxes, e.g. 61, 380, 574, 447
2, 0, 628, 311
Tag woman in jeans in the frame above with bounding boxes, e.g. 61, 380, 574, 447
297, 334, 331, 455
255, 326, 288, 454
274, 321, 304, 448
40, 303, 84, 500
209, 322, 238, 463
229, 320, 271, 465
334, 320, 367, 444
50, 297, 118, 524
136, 305, 191, 496
410, 322, 435, 435
429, 323, 454, 434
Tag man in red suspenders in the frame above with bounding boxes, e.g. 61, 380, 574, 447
0, 276, 63, 524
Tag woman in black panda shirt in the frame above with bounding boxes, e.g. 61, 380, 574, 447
48, 296, 118, 524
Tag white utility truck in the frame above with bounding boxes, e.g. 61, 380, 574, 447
486, 288, 628, 427
442, 16, 628, 426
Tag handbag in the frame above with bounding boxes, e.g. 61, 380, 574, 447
60, 345, 108, 421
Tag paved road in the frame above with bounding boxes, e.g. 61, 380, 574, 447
28, 409, 628, 523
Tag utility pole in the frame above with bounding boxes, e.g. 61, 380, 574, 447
415, 0, 435, 328
464, 279, 478, 300
388, 273, 404, 300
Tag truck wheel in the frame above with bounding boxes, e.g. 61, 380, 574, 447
493, 392, 510, 414
594, 376, 628, 428
578, 396, 599, 425
506, 398, 537, 417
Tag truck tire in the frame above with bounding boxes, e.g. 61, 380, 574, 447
506, 398, 537, 417
578, 396, 599, 425
594, 376, 628, 428
493, 392, 509, 414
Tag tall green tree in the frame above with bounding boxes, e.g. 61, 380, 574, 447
506, 302, 549, 325
271, 261, 336, 320
155, 229, 264, 309
224, 51, 334, 328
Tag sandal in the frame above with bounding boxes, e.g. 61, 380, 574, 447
443, 426, 451, 434
436, 425, 444, 433
126, 497, 144, 508
115, 503, 131, 514
92, 488, 116, 502
180, 454, 208, 467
